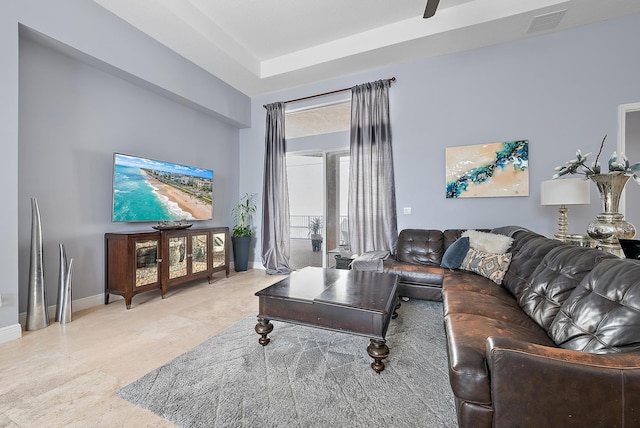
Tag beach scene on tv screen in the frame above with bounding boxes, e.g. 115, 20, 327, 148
113, 154, 213, 222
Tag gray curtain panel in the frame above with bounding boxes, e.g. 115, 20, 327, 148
261, 102, 292, 274
348, 80, 398, 255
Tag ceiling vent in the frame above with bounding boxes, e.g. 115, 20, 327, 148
527, 9, 567, 34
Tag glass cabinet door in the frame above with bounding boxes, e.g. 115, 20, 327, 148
135, 239, 159, 287
168, 236, 187, 279
191, 233, 209, 273
213, 232, 226, 268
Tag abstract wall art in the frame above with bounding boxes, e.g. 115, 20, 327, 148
446, 140, 529, 198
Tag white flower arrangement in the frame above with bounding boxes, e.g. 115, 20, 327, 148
552, 135, 640, 184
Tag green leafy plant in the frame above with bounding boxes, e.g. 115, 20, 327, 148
553, 134, 640, 184
232, 193, 257, 237
308, 217, 322, 236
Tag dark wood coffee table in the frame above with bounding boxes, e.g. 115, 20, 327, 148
255, 266, 399, 373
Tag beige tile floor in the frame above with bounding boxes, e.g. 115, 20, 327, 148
0, 269, 285, 428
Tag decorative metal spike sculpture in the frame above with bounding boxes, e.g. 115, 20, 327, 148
55, 244, 67, 322
26, 198, 49, 331
60, 259, 73, 324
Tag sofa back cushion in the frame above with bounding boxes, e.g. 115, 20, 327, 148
519, 246, 615, 331
501, 231, 565, 301
549, 258, 640, 353
395, 228, 492, 265
396, 229, 445, 265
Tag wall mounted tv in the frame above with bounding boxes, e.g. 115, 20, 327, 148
112, 153, 213, 223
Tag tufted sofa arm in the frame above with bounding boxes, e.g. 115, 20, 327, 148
486, 336, 640, 427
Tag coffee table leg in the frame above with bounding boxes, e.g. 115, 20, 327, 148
367, 339, 389, 373
255, 317, 273, 346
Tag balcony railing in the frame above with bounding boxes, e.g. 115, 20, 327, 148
289, 215, 348, 240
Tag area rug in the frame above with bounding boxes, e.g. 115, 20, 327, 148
118, 300, 457, 427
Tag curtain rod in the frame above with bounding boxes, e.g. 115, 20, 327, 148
263, 77, 395, 109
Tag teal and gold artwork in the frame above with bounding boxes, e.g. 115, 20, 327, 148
446, 140, 529, 198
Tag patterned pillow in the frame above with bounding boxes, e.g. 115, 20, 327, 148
460, 247, 512, 285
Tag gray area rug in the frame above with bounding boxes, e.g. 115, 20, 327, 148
118, 300, 456, 427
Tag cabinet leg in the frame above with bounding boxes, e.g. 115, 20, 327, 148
104, 292, 110, 305
125, 298, 132, 310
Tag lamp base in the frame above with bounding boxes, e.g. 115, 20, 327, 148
553, 205, 569, 242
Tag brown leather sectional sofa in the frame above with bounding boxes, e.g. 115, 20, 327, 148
385, 226, 640, 427
383, 228, 489, 300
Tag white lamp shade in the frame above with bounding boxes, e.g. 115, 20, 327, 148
540, 178, 590, 206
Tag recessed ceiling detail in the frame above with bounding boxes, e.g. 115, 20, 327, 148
93, 0, 640, 96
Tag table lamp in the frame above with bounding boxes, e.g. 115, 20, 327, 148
541, 178, 590, 241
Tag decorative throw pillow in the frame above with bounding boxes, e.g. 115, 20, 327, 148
441, 237, 470, 269
462, 230, 514, 254
460, 247, 512, 285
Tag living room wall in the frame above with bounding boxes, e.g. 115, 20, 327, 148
17, 35, 239, 313
241, 13, 640, 264
1, 0, 250, 342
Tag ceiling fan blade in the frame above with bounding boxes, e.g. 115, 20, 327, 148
423, 0, 440, 19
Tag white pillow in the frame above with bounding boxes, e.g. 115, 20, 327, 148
462, 230, 514, 254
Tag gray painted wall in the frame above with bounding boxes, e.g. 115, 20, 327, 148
1, 0, 249, 339
242, 13, 640, 264
0, 2, 20, 332
18, 36, 239, 313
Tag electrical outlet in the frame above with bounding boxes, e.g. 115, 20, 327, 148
403, 207, 412, 215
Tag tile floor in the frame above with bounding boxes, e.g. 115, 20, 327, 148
0, 269, 286, 427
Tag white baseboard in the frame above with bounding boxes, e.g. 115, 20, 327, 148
18, 293, 122, 328
0, 323, 22, 344
251, 261, 265, 270
230, 261, 265, 270
13, 263, 268, 334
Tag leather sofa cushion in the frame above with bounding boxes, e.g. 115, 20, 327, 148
383, 260, 444, 285
444, 313, 555, 405
443, 270, 513, 298
549, 258, 640, 353
443, 271, 544, 328
395, 229, 483, 266
444, 287, 537, 327
501, 231, 565, 301
396, 229, 445, 265
519, 246, 615, 331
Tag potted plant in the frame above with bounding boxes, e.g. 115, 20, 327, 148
308, 217, 323, 252
231, 193, 256, 272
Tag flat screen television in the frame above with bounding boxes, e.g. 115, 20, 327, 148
112, 153, 213, 223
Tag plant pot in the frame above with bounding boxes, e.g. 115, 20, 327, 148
310, 234, 323, 252
232, 236, 251, 272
